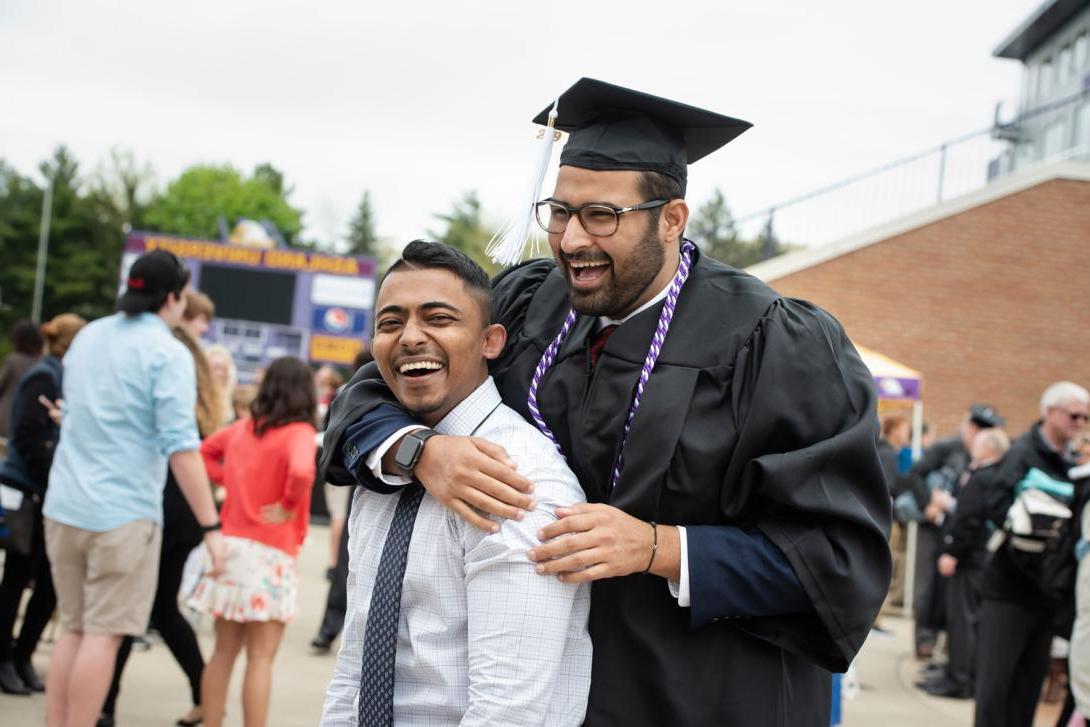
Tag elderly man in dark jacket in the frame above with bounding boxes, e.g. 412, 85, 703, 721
974, 382, 1088, 727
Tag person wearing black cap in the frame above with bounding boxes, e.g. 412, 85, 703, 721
321, 79, 891, 726
900, 403, 1004, 661
919, 426, 1010, 699
39, 249, 226, 727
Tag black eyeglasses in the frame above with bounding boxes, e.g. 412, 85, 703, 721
1069, 412, 1089, 423
533, 199, 667, 237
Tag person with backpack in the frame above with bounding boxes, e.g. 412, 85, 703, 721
974, 381, 1089, 727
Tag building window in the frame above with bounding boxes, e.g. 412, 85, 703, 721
1044, 120, 1068, 157
1076, 33, 1089, 71
1017, 139, 1037, 166
1076, 101, 1090, 152
1025, 64, 1038, 103
1041, 58, 1053, 97
1059, 45, 1072, 83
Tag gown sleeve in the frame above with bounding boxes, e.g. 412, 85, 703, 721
318, 361, 401, 486
715, 297, 892, 671
490, 258, 556, 344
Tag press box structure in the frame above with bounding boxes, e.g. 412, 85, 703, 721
121, 232, 377, 381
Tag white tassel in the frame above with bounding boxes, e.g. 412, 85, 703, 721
487, 99, 560, 266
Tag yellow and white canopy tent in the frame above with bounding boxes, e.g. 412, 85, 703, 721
857, 345, 924, 456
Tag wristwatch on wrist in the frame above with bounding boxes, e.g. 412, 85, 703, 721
394, 429, 440, 479
200, 521, 221, 534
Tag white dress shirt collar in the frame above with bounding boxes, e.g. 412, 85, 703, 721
432, 377, 502, 437
596, 260, 680, 329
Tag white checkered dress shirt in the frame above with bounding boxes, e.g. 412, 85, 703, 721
321, 377, 592, 726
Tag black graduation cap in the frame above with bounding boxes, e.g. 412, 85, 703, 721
487, 78, 752, 266
531, 77, 752, 194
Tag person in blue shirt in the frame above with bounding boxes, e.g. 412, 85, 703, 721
41, 250, 226, 727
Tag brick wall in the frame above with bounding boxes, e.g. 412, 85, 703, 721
768, 178, 1090, 439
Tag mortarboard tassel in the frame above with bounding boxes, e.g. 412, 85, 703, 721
486, 99, 560, 266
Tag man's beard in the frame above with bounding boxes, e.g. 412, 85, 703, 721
568, 224, 665, 318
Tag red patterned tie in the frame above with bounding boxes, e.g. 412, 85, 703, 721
589, 324, 618, 368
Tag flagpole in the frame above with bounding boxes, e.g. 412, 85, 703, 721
31, 174, 54, 324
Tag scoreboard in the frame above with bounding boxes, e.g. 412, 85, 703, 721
121, 232, 377, 381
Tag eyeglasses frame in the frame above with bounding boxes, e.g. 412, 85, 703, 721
533, 198, 669, 237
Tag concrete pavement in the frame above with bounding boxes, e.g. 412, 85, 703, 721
0, 526, 1070, 725
2, 525, 338, 726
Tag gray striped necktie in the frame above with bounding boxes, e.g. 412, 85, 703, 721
357, 484, 425, 726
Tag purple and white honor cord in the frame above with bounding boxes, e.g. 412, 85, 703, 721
527, 240, 695, 492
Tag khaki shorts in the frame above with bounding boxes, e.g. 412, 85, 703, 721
45, 518, 162, 636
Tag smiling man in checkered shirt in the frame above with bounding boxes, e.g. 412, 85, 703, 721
320, 241, 591, 727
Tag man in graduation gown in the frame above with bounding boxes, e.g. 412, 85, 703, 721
320, 78, 891, 726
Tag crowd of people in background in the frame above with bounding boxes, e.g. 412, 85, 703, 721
0, 314, 86, 697
0, 248, 373, 727
0, 247, 1087, 727
883, 383, 1090, 727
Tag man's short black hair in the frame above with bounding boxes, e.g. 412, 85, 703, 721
638, 171, 685, 240
383, 240, 492, 323
639, 170, 684, 205
10, 319, 44, 356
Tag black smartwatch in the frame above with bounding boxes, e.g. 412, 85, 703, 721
394, 429, 440, 478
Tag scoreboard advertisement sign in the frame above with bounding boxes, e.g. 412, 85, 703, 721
122, 232, 377, 380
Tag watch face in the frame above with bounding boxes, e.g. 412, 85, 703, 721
395, 435, 423, 472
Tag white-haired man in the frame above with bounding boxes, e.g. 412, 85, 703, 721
974, 381, 1089, 727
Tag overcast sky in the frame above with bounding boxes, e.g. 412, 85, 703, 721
1, 0, 1040, 250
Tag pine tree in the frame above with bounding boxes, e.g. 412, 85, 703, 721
345, 190, 379, 257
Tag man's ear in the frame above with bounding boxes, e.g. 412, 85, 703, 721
661, 199, 689, 243
482, 323, 507, 360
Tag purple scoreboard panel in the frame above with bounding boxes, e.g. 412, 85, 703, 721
122, 232, 377, 381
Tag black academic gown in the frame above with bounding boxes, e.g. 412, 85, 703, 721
321, 247, 891, 727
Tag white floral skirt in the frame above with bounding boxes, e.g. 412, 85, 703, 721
188, 535, 298, 623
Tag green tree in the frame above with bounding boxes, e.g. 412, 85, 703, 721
691, 189, 794, 266
345, 190, 379, 257
0, 159, 46, 347
428, 191, 500, 275
689, 188, 765, 268
0, 146, 128, 351
90, 147, 157, 231
144, 163, 303, 243
253, 162, 289, 197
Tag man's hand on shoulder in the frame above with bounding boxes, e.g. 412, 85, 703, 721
529, 503, 681, 584
414, 434, 536, 533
